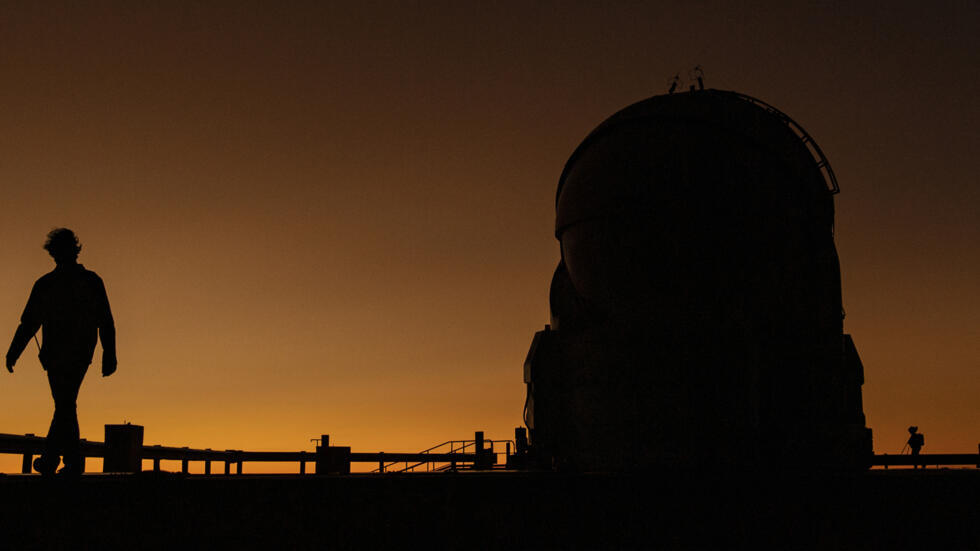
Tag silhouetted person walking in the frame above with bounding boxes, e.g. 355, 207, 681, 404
5, 228, 116, 477
907, 426, 924, 469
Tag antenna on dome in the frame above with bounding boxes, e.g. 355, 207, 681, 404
690, 65, 705, 90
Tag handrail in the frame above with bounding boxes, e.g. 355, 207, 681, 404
376, 439, 476, 473
873, 452, 980, 469
373, 438, 515, 473
724, 90, 840, 195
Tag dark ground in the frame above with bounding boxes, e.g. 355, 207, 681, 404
0, 470, 977, 550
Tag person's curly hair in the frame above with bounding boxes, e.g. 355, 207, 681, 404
44, 228, 82, 261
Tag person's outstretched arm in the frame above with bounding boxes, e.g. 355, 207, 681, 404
96, 277, 117, 377
6, 283, 43, 373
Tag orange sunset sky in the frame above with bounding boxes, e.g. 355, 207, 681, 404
1, 1, 977, 472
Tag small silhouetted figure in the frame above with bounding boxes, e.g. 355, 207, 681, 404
907, 426, 925, 469
5, 228, 116, 476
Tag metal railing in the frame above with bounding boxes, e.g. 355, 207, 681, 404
371, 438, 515, 473
872, 448, 980, 469
0, 430, 506, 475
6, 430, 972, 474
0, 432, 293, 474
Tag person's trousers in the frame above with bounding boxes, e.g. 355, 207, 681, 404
911, 448, 925, 469
43, 364, 89, 469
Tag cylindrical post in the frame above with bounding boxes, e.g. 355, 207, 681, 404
474, 431, 489, 469
153, 458, 160, 472
205, 460, 211, 475
236, 453, 243, 474
224, 461, 231, 475
104, 424, 144, 473
181, 446, 189, 474
515, 427, 528, 456
300, 460, 306, 474
315, 436, 330, 474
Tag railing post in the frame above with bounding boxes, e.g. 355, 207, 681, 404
379, 452, 385, 473
153, 458, 160, 472
236, 451, 243, 475
181, 447, 190, 474
300, 460, 306, 474
205, 460, 211, 475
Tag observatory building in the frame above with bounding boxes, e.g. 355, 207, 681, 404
523, 89, 872, 471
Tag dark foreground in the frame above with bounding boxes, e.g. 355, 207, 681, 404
1, 470, 977, 550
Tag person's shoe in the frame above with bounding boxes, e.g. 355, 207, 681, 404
33, 456, 57, 476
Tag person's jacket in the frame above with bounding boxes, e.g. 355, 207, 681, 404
6, 263, 115, 369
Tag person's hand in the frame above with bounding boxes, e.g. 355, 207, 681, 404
5, 356, 14, 374
102, 356, 117, 377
